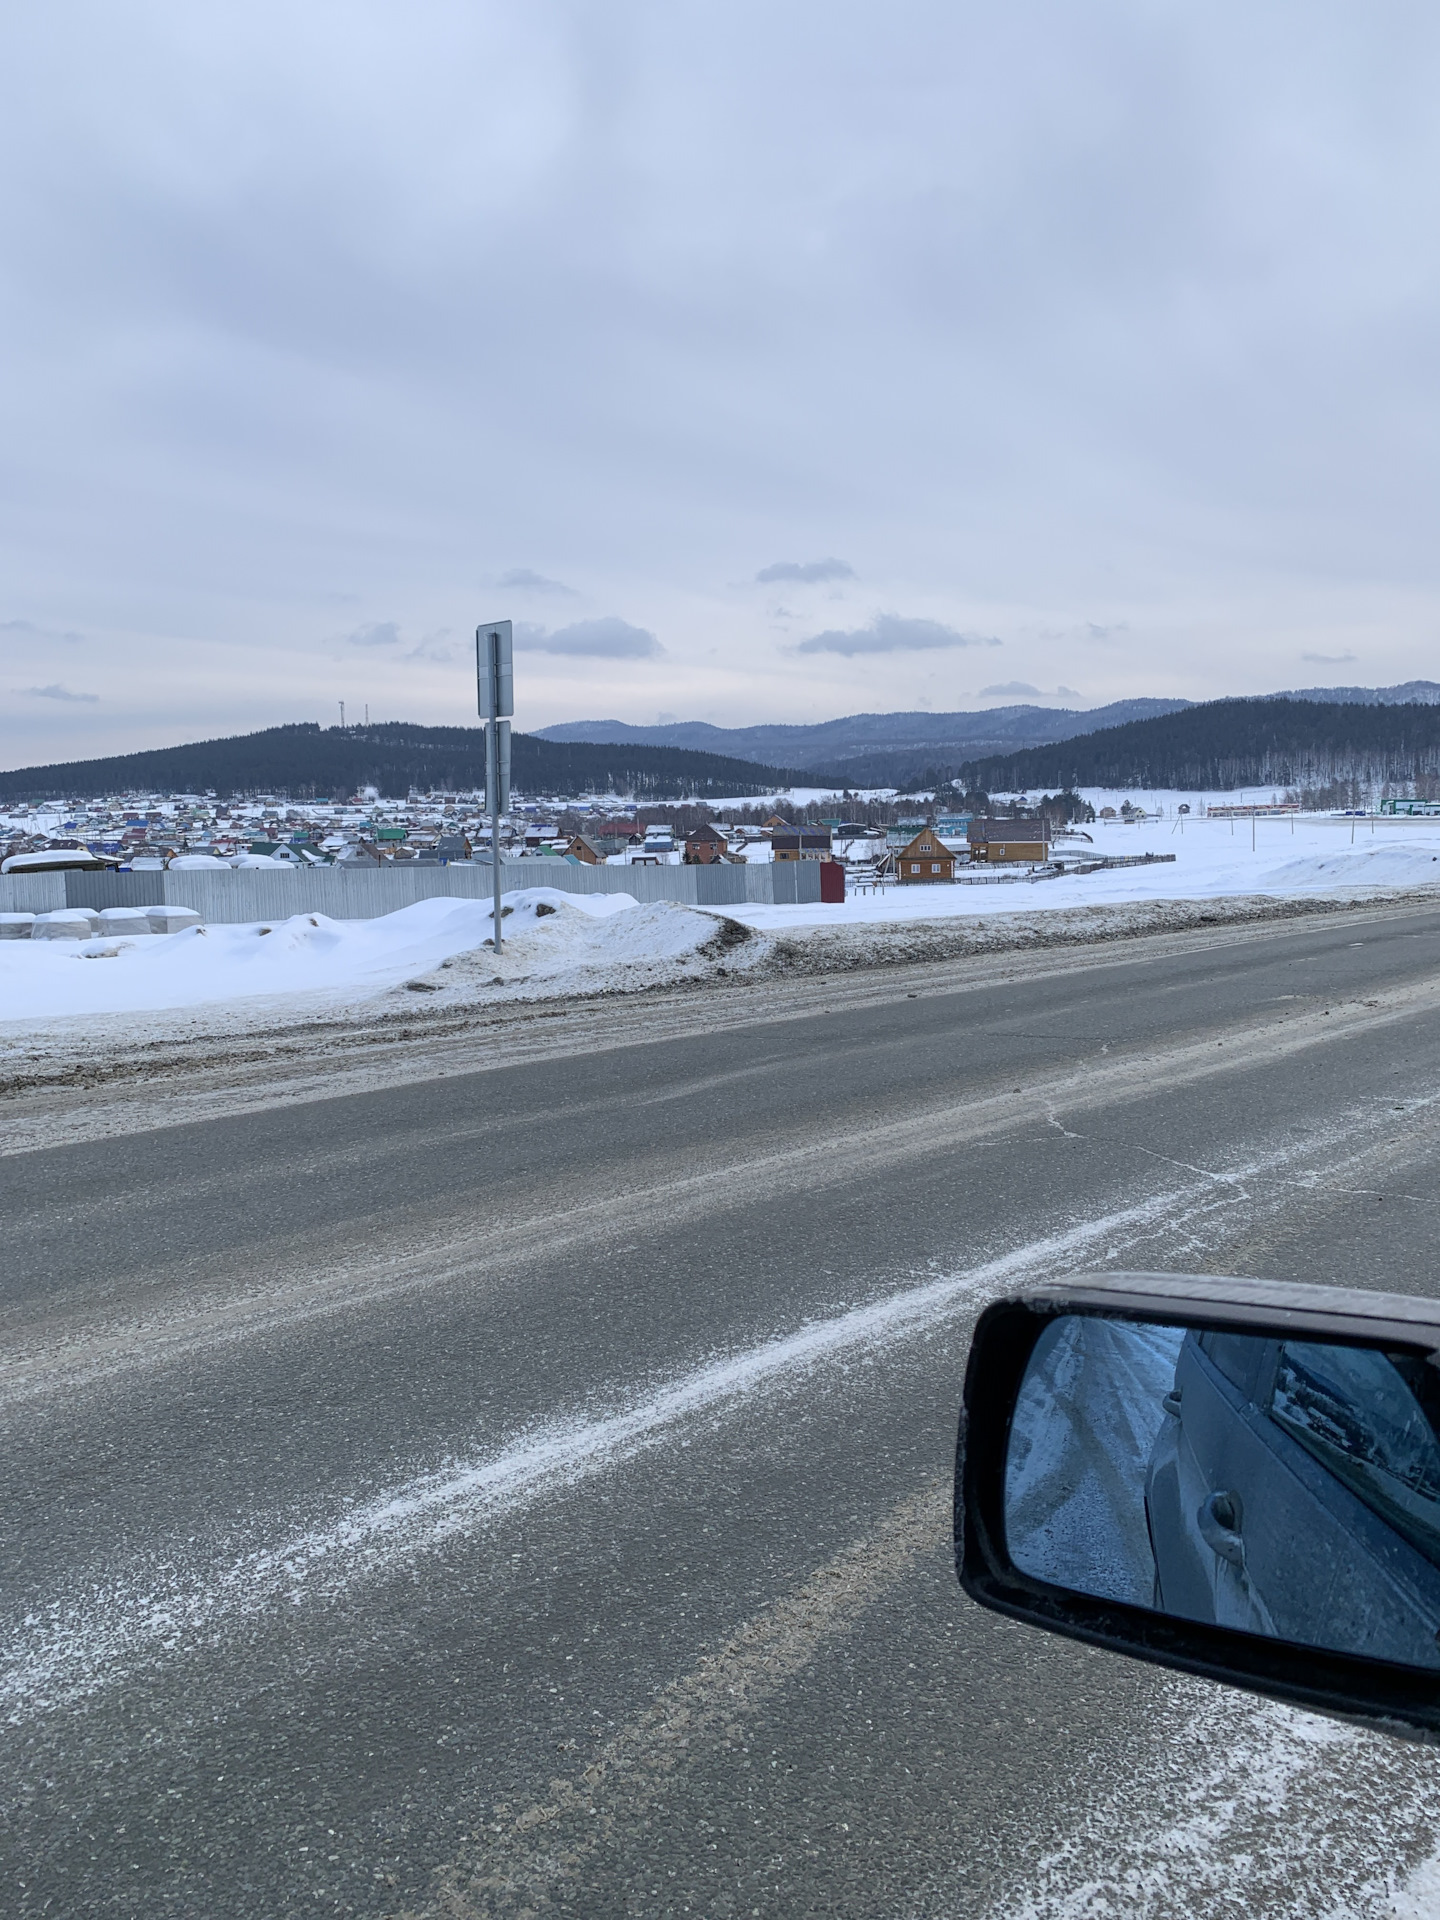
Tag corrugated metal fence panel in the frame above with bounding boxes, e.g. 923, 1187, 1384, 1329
753, 862, 822, 905
694, 864, 749, 907
493, 861, 750, 906
0, 854, 820, 922
64, 871, 167, 910
158, 866, 498, 922
0, 873, 68, 913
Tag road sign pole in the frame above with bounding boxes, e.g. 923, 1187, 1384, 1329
477, 621, 515, 955
489, 650, 502, 953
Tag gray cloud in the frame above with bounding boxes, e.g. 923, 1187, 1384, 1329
980, 680, 1085, 700
407, 630, 456, 664
756, 559, 856, 585
2, 5, 1439, 757
797, 615, 1001, 657
16, 683, 99, 702
523, 617, 663, 659
2, 618, 85, 644
1301, 650, 1359, 665
341, 620, 453, 659
496, 569, 577, 595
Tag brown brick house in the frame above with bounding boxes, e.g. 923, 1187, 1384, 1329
683, 823, 737, 864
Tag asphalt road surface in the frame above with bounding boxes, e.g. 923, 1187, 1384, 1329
8, 905, 1440, 1918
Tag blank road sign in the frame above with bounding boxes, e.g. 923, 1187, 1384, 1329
476, 620, 514, 719
485, 719, 512, 815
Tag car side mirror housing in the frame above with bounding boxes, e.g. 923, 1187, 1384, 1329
956, 1273, 1440, 1741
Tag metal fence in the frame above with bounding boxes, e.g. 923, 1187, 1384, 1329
0, 857, 823, 923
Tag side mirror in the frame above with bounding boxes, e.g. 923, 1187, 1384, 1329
956, 1273, 1440, 1740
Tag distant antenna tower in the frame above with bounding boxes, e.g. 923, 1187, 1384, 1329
339, 700, 346, 729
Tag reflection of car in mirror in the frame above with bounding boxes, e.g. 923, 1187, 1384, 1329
956, 1275, 1440, 1742
1144, 1331, 1440, 1666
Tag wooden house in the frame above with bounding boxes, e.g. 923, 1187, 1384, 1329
896, 825, 957, 883
772, 828, 833, 864
562, 834, 605, 865
967, 818, 1051, 864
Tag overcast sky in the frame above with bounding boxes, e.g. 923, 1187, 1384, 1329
4, 1, 1440, 764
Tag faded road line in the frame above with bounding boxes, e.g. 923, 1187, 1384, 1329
424, 1480, 951, 1918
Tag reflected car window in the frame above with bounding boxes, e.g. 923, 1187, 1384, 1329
1198, 1329, 1267, 1399
1270, 1342, 1440, 1567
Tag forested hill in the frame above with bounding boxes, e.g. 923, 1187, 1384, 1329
0, 722, 820, 803
957, 698, 1440, 794
535, 697, 1193, 777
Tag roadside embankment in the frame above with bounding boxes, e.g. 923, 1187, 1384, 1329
3, 884, 1439, 1159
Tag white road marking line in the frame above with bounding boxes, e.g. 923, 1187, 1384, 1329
0, 1180, 1219, 1722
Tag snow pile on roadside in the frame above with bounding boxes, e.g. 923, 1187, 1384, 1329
401, 892, 755, 1003
0, 889, 743, 1023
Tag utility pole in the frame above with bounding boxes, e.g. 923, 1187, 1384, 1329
339, 699, 345, 729
477, 620, 514, 953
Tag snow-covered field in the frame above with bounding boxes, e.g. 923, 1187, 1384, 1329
736, 813, 1440, 931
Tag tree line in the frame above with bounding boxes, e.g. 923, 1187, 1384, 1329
953, 698, 1440, 794
0, 722, 822, 804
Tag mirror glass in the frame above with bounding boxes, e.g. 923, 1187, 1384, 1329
1005, 1315, 1440, 1668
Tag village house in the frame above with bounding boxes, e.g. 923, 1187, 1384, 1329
966, 818, 1052, 864
772, 828, 833, 863
683, 823, 738, 864
562, 833, 605, 864
896, 825, 957, 883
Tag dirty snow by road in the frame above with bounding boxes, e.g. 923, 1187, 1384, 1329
0, 889, 720, 1022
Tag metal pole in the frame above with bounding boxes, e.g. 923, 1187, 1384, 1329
488, 629, 503, 955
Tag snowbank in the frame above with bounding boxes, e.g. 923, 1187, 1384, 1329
1006, 1317, 1186, 1607
0, 888, 696, 1022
